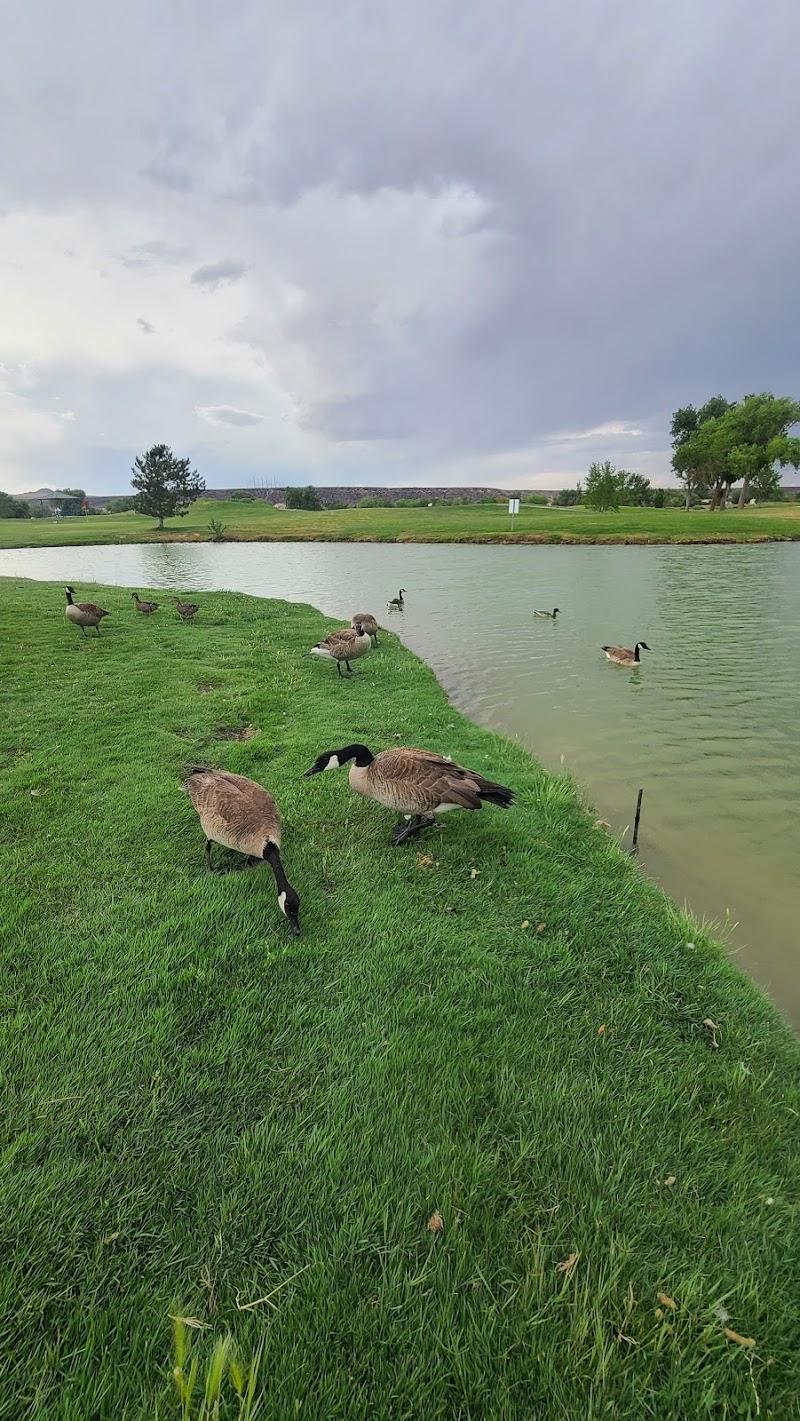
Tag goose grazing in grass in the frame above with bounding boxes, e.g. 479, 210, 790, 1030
305, 743, 515, 845
351, 612, 380, 645
131, 592, 159, 615
173, 597, 199, 620
64, 586, 110, 637
387, 589, 406, 609
181, 767, 301, 935
310, 622, 372, 677
533, 607, 560, 618
602, 641, 651, 667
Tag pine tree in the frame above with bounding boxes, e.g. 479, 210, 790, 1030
131, 445, 205, 529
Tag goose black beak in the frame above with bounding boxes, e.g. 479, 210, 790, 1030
304, 765, 322, 777
288, 915, 301, 937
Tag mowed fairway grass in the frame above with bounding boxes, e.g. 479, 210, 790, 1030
2, 498, 800, 549
1, 578, 799, 1420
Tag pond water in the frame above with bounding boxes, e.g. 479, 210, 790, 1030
3, 539, 799, 1026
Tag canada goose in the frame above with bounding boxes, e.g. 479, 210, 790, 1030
533, 607, 560, 618
351, 612, 380, 645
131, 592, 159, 614
64, 586, 110, 636
173, 597, 199, 620
310, 622, 372, 677
601, 641, 651, 667
387, 589, 406, 609
305, 743, 515, 845
181, 767, 301, 935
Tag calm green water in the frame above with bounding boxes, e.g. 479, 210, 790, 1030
3, 540, 799, 1025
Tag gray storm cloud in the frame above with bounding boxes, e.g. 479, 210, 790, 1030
191, 260, 248, 290
1, 0, 799, 491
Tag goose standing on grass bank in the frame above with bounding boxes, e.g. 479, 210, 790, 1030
351, 612, 380, 645
173, 597, 199, 620
533, 607, 560, 619
131, 592, 159, 615
387, 589, 406, 609
64, 586, 110, 637
305, 743, 515, 845
602, 641, 651, 667
310, 622, 372, 677
181, 767, 301, 935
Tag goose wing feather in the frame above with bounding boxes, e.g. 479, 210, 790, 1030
372, 748, 506, 811
183, 767, 281, 852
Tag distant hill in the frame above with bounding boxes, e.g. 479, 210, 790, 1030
86, 485, 562, 509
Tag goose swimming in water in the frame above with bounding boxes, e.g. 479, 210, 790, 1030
601, 641, 651, 667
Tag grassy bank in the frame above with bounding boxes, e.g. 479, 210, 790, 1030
2, 498, 800, 549
1, 578, 799, 1419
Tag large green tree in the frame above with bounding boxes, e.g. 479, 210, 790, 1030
584, 461, 623, 511
131, 445, 205, 529
671, 393, 800, 509
617, 471, 652, 506
670, 396, 734, 508
727, 394, 800, 507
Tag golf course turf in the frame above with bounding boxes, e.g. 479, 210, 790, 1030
1, 578, 798, 1419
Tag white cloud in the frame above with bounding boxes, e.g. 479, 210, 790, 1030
548, 422, 644, 442
0, 390, 76, 488
196, 404, 265, 427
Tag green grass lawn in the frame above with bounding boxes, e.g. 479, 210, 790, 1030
2, 499, 800, 549
2, 578, 799, 1419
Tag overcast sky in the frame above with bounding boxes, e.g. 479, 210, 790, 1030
2, 0, 799, 494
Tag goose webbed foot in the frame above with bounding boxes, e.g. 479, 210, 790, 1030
390, 815, 434, 846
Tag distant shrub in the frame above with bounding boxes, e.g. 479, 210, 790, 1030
522, 493, 548, 506
230, 490, 256, 502
104, 495, 140, 513
553, 484, 583, 507
356, 495, 391, 508
652, 489, 665, 508
285, 486, 321, 510
0, 491, 32, 519
323, 499, 347, 510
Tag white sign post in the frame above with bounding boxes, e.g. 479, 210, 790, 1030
509, 497, 520, 531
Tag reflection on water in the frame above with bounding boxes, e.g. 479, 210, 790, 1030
3, 540, 799, 1026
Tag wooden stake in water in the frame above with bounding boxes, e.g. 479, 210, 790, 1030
631, 788, 643, 854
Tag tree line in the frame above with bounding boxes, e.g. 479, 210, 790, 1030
2, 394, 798, 523
670, 392, 800, 509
